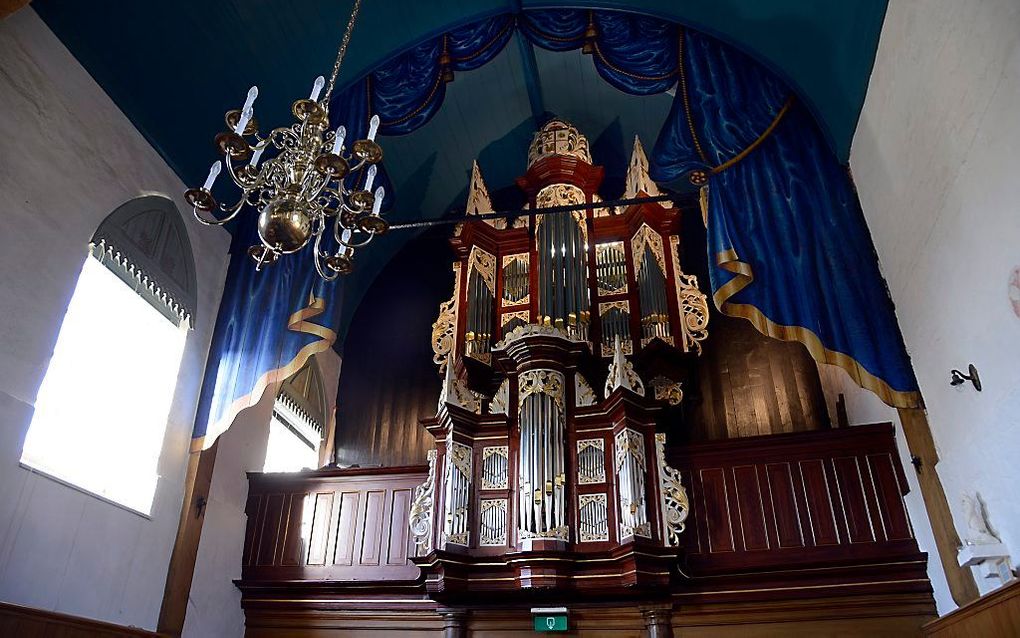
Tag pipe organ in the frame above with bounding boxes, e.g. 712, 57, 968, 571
414, 120, 709, 593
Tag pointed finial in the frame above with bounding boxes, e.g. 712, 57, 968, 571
605, 335, 645, 398
625, 136, 670, 208
466, 160, 493, 216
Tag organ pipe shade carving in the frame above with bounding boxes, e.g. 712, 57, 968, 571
500, 310, 529, 336
615, 428, 651, 539
431, 264, 460, 373
409, 449, 437, 555
577, 439, 606, 484
574, 374, 596, 407
489, 378, 510, 416
536, 184, 589, 339
481, 446, 509, 490
655, 433, 690, 547
501, 254, 530, 306
443, 439, 472, 546
517, 369, 568, 541
465, 246, 496, 360
669, 235, 710, 354
595, 241, 628, 295
479, 499, 508, 546
578, 493, 610, 542
599, 300, 632, 357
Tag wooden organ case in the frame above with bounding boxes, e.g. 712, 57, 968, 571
413, 120, 710, 599
235, 120, 936, 636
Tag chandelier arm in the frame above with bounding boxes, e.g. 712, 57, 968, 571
312, 233, 340, 282
322, 0, 365, 108
192, 204, 243, 227
338, 229, 376, 249
223, 152, 262, 191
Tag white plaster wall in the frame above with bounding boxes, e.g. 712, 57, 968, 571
183, 349, 340, 638
0, 8, 231, 630
851, 0, 1020, 608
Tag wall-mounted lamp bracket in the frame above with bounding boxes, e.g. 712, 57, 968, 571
949, 364, 981, 391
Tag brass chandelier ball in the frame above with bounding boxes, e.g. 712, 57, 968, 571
257, 196, 312, 253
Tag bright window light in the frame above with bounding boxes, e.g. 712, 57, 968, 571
263, 414, 319, 473
21, 257, 187, 515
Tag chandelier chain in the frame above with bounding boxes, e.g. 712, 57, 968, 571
323, 0, 364, 107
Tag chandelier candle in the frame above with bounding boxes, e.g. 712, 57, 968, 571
184, 0, 386, 281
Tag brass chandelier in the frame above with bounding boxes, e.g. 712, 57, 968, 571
184, 0, 384, 280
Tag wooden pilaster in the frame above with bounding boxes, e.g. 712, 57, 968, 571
898, 408, 980, 607
157, 442, 219, 636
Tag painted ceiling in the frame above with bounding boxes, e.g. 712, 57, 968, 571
32, 0, 888, 334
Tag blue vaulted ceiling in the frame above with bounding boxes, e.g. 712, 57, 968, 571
31, 0, 888, 334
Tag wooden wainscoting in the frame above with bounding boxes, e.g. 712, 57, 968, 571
924, 579, 1020, 637
0, 601, 164, 637
241, 465, 427, 584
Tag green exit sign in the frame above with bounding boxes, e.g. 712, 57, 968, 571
532, 608, 568, 632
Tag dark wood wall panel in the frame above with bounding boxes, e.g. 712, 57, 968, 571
670, 423, 919, 574
688, 314, 832, 441
241, 467, 426, 583
334, 232, 452, 469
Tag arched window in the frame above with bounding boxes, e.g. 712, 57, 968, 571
263, 358, 327, 473
20, 196, 197, 515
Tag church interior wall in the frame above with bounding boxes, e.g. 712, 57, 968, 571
849, 0, 1020, 611
183, 348, 340, 638
0, 8, 231, 631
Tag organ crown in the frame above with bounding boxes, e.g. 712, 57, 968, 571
527, 118, 592, 167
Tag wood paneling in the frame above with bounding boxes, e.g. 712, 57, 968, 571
334, 231, 451, 469
924, 580, 1020, 638
672, 423, 922, 576
240, 466, 426, 583
0, 601, 164, 637
688, 314, 831, 441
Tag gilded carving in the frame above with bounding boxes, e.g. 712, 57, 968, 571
655, 433, 690, 547
467, 245, 496, 296
409, 449, 437, 555
631, 223, 666, 276
535, 183, 589, 247
650, 376, 684, 406
493, 322, 579, 350
624, 136, 672, 208
670, 235, 709, 354
575, 373, 596, 407
577, 439, 606, 484
519, 369, 565, 412
431, 264, 460, 373
479, 498, 508, 545
489, 378, 510, 416
528, 119, 592, 166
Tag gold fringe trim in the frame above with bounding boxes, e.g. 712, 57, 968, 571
192, 292, 338, 452
699, 184, 710, 228
713, 248, 923, 410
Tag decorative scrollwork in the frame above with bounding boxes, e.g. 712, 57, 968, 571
650, 376, 684, 406
655, 433, 690, 547
489, 378, 510, 416
575, 373, 596, 407
670, 236, 709, 354
535, 183, 589, 246
632, 223, 667, 276
528, 119, 592, 167
431, 265, 460, 373
467, 245, 496, 296
519, 369, 565, 412
439, 361, 482, 414
409, 449, 437, 555
493, 322, 578, 350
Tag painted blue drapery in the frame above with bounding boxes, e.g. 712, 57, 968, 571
194, 8, 919, 451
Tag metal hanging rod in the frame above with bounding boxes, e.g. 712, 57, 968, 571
386, 194, 675, 231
